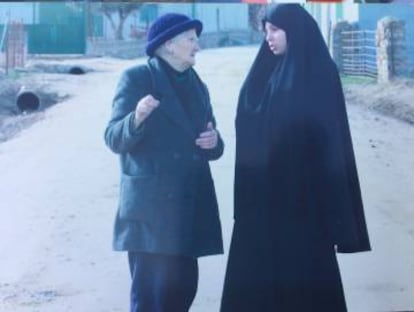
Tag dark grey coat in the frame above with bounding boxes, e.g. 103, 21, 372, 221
104, 57, 224, 257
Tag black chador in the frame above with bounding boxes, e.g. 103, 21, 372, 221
220, 4, 371, 312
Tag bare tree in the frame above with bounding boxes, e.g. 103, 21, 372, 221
92, 3, 144, 40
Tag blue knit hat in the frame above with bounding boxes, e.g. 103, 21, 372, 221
145, 13, 203, 57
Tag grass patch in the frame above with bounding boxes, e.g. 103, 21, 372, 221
340, 74, 376, 85
5, 69, 22, 80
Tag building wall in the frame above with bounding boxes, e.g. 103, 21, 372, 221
306, 2, 359, 44
306, 3, 334, 49
342, 1, 359, 22
195, 3, 249, 32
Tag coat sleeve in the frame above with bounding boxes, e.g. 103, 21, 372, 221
201, 82, 224, 161
104, 66, 151, 154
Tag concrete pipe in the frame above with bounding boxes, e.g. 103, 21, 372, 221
16, 88, 41, 112
68, 66, 85, 75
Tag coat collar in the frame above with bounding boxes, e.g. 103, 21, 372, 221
147, 57, 203, 139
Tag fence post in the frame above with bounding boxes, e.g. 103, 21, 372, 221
376, 17, 407, 83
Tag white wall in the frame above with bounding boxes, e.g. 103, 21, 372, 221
342, 1, 359, 23
306, 2, 359, 45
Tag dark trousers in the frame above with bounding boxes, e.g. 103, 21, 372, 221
128, 252, 198, 312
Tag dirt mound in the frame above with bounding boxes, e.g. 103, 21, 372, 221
344, 79, 414, 125
0, 112, 45, 143
0, 76, 22, 115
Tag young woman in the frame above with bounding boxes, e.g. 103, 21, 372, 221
221, 4, 371, 311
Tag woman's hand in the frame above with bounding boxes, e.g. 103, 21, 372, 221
196, 122, 218, 149
133, 95, 160, 128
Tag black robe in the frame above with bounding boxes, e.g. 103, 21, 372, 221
221, 4, 371, 312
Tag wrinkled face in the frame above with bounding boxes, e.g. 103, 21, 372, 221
168, 29, 200, 70
264, 22, 287, 55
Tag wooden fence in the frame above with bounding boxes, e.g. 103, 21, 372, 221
1, 21, 26, 74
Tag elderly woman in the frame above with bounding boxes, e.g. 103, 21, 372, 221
104, 13, 224, 312
220, 4, 371, 312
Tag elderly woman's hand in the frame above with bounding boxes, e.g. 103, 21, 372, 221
195, 122, 218, 149
133, 94, 160, 128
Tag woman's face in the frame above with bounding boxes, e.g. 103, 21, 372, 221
169, 29, 200, 70
264, 22, 287, 55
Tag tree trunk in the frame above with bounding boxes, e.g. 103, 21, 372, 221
104, 12, 119, 40
115, 8, 128, 41
116, 18, 126, 40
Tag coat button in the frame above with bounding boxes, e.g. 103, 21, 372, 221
173, 152, 181, 160
192, 154, 201, 161
167, 193, 174, 199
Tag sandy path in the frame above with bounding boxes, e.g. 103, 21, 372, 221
0, 47, 413, 312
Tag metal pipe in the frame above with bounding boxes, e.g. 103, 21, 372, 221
68, 66, 85, 75
16, 88, 40, 112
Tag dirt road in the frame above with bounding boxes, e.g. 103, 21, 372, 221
0, 47, 413, 312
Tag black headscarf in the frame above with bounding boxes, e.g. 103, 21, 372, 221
234, 4, 371, 253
